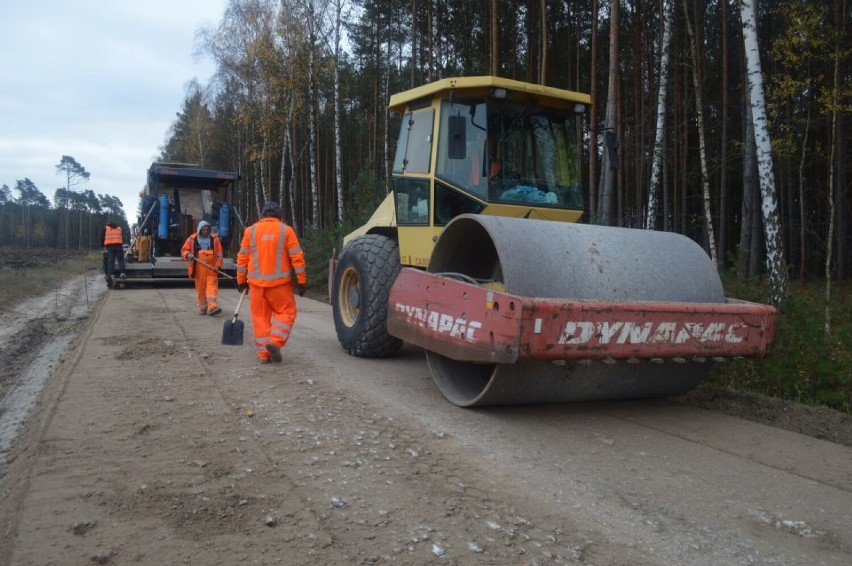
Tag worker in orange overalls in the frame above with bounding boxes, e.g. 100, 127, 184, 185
236, 201, 307, 364
181, 220, 224, 316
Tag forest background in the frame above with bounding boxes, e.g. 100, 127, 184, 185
0, 0, 849, 411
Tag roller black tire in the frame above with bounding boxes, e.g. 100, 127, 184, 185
332, 234, 403, 357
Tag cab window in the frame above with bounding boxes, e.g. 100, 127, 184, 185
434, 182, 484, 226
392, 109, 434, 174
435, 101, 488, 199
394, 178, 430, 225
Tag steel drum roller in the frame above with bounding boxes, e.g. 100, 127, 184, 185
425, 215, 725, 406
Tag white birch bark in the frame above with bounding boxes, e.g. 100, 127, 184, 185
596, 0, 619, 226
308, 34, 319, 226
739, 0, 787, 305
645, 0, 673, 231
260, 132, 270, 204
293, 0, 324, 227
286, 125, 299, 235
383, 50, 390, 185
824, 18, 842, 335
332, 0, 346, 223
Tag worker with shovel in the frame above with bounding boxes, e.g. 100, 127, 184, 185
181, 220, 224, 316
236, 201, 307, 363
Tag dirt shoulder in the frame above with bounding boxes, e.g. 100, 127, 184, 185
676, 385, 852, 448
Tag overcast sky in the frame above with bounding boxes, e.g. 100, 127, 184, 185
0, 1, 228, 222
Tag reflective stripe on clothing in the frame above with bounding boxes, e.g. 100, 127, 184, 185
247, 223, 288, 281
236, 217, 307, 288
247, 283, 297, 359
255, 337, 269, 359
269, 319, 293, 341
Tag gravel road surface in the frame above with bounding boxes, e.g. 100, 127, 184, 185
0, 276, 850, 565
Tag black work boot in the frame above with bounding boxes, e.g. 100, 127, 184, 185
265, 343, 282, 363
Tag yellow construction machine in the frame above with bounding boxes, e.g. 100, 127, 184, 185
329, 76, 776, 407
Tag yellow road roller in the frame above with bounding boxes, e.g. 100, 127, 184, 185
330, 76, 775, 407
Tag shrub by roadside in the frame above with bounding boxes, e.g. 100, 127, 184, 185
709, 273, 851, 414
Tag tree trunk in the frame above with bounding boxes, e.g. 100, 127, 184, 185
538, 0, 547, 84
679, 52, 688, 235
824, 0, 844, 335
260, 133, 270, 204
719, 0, 729, 266
739, 102, 756, 281
633, 3, 645, 228
333, 0, 344, 223
588, 0, 599, 221
427, 0, 434, 82
596, 0, 619, 226
740, 0, 788, 306
683, 0, 717, 264
410, 0, 416, 87
308, 28, 319, 227
490, 0, 498, 76
830, 0, 847, 283
798, 107, 810, 283
287, 124, 299, 234
645, 0, 673, 231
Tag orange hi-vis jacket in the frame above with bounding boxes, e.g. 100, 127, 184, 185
236, 217, 306, 288
103, 225, 123, 246
181, 232, 224, 277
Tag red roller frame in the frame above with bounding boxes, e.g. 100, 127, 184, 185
387, 268, 776, 365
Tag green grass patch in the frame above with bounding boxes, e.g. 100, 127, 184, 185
0, 251, 102, 312
710, 273, 852, 413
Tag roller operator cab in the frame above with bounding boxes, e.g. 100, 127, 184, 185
118, 162, 242, 286
331, 76, 777, 407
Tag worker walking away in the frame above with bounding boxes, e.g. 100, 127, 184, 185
236, 201, 307, 364
101, 219, 126, 283
181, 220, 224, 316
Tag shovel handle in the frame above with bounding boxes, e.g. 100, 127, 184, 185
232, 289, 248, 323
191, 255, 235, 280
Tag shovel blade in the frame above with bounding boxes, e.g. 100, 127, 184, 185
222, 318, 245, 345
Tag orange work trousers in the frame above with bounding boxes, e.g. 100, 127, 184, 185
249, 283, 297, 360
193, 250, 220, 314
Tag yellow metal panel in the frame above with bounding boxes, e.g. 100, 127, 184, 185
480, 204, 584, 223
389, 76, 592, 114
343, 193, 397, 246
397, 226, 443, 268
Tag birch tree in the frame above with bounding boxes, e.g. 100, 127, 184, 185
682, 0, 717, 264
718, 0, 730, 262
739, 0, 787, 306
294, 0, 328, 227
490, 0, 498, 75
276, 2, 307, 233
330, 0, 348, 223
596, 0, 619, 226
823, 0, 846, 335
645, 0, 673, 231
588, 0, 599, 220
538, 0, 547, 84
201, 0, 279, 214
